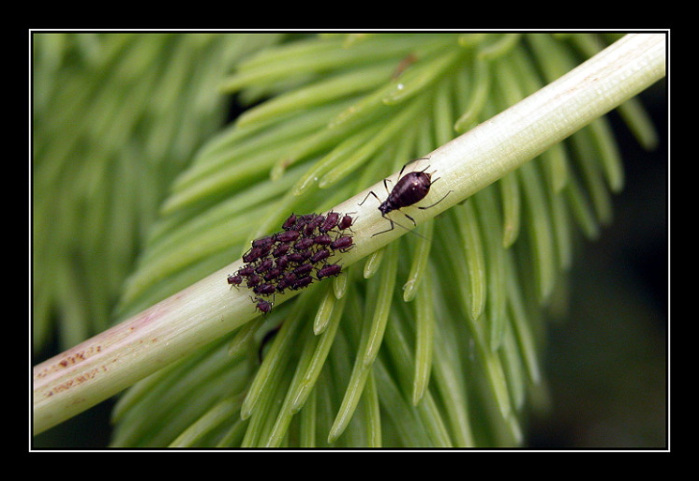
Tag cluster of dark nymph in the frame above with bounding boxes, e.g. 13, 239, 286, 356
227, 212, 355, 314
227, 159, 451, 315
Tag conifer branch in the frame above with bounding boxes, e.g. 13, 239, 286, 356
33, 33, 666, 436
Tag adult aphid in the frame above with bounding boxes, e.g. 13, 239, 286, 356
359, 159, 452, 237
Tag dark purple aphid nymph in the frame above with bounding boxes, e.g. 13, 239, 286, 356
330, 235, 353, 252
317, 263, 342, 280
228, 211, 355, 314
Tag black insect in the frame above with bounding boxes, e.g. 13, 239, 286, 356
227, 274, 242, 286
359, 160, 452, 236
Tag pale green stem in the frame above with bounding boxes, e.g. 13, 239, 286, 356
33, 262, 255, 434
32, 33, 666, 435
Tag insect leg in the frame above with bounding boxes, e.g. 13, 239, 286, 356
383, 177, 392, 194
359, 190, 381, 207
373, 213, 430, 239
418, 190, 453, 210
397, 163, 407, 179
399, 157, 430, 177
371, 213, 396, 237
402, 211, 417, 226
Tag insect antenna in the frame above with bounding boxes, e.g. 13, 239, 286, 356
373, 214, 428, 240
417, 189, 453, 210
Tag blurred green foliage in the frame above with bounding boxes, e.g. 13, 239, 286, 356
32, 32, 662, 448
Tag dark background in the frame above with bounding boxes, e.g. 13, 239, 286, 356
529, 81, 668, 449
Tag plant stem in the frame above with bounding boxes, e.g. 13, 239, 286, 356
32, 33, 666, 435
33, 262, 254, 434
